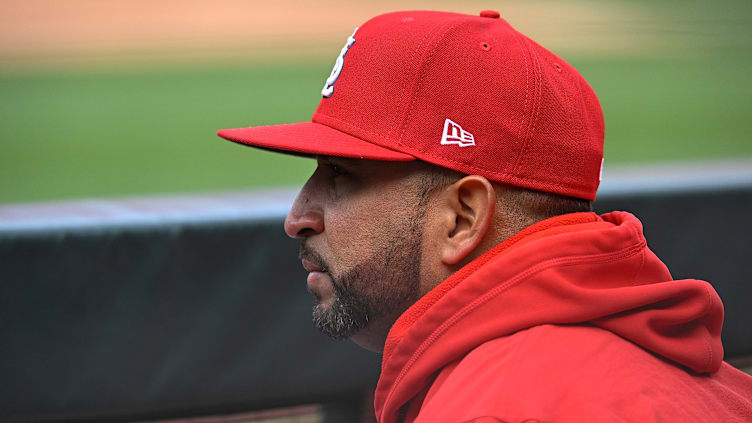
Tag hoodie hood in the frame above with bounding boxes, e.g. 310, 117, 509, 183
374, 211, 724, 423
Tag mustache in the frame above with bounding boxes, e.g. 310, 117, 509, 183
299, 242, 331, 273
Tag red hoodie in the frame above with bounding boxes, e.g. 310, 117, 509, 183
374, 211, 752, 422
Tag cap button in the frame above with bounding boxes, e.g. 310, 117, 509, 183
480, 10, 500, 19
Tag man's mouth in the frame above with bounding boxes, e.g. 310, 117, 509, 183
302, 258, 326, 273
300, 245, 334, 295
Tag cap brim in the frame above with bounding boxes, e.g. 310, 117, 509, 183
217, 122, 415, 161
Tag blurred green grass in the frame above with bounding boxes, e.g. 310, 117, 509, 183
0, 64, 326, 204
1, 53, 751, 204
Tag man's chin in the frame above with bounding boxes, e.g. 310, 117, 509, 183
311, 296, 370, 340
309, 291, 334, 309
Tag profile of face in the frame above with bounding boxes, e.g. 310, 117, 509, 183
284, 157, 431, 351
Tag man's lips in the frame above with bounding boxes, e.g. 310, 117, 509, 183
302, 258, 326, 273
302, 258, 330, 293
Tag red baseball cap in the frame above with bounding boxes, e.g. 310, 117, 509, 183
217, 10, 605, 200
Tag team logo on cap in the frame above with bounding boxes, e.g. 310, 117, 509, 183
321, 27, 358, 98
441, 118, 476, 147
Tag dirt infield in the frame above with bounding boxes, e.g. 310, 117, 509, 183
0, 0, 653, 70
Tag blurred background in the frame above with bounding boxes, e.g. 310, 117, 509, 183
1, 0, 751, 205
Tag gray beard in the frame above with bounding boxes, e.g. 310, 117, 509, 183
302, 220, 423, 340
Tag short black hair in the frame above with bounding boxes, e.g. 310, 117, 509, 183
415, 162, 592, 226
501, 184, 592, 221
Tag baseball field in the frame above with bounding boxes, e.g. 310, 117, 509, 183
1, 0, 751, 204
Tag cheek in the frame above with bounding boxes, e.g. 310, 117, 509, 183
324, 197, 398, 265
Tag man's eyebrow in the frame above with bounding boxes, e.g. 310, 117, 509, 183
325, 156, 362, 168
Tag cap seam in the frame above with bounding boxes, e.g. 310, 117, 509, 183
394, 16, 472, 146
502, 21, 532, 176
511, 33, 544, 177
385, 16, 453, 142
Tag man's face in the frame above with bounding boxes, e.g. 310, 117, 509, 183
284, 157, 430, 345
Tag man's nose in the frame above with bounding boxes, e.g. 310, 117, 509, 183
284, 196, 324, 239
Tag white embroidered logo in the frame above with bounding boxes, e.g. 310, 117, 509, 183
321, 27, 358, 98
441, 118, 476, 147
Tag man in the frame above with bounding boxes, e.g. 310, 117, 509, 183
218, 10, 752, 423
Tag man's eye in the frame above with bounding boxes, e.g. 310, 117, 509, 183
328, 164, 344, 177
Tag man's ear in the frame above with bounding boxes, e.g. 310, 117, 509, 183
438, 175, 495, 265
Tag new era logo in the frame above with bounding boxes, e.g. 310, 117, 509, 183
441, 118, 475, 147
